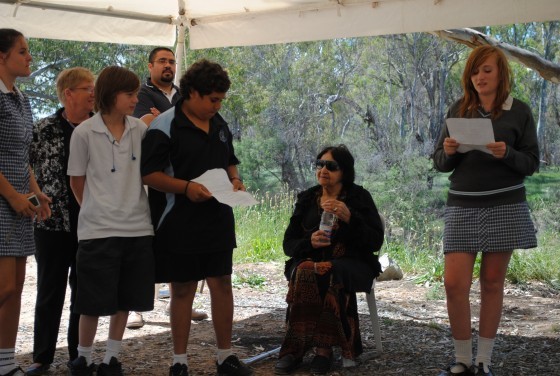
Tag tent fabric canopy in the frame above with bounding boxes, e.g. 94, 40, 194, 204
1, 0, 559, 49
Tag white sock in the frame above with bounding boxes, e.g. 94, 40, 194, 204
0, 348, 16, 374
103, 339, 122, 365
216, 348, 233, 365
172, 353, 188, 366
77, 345, 93, 365
475, 336, 495, 372
452, 338, 473, 372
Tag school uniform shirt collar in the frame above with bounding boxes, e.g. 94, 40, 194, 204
0, 78, 24, 99
502, 95, 513, 111
0, 78, 9, 93
90, 112, 139, 138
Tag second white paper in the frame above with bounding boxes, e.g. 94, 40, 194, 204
191, 168, 258, 207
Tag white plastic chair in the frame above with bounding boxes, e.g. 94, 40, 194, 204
367, 214, 386, 353
342, 280, 383, 367
343, 214, 385, 367
365, 280, 383, 353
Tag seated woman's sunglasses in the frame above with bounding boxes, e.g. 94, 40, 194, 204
315, 159, 340, 171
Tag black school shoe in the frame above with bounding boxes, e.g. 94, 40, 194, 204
216, 355, 253, 376
68, 356, 96, 376
26, 364, 50, 376
438, 362, 476, 376
97, 357, 124, 376
475, 363, 495, 376
309, 354, 333, 375
169, 363, 189, 376
274, 354, 302, 375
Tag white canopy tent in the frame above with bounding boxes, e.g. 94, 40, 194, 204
1, 0, 560, 81
1, 0, 560, 49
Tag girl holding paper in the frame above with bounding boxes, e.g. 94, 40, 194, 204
433, 45, 539, 376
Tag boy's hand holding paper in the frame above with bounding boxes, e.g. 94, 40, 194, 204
191, 168, 258, 207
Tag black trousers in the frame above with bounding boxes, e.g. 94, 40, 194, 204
33, 229, 80, 364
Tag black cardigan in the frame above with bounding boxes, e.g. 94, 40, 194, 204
433, 98, 539, 207
283, 183, 384, 283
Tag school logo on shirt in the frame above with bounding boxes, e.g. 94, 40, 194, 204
219, 130, 227, 143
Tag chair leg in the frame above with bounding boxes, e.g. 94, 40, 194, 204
366, 288, 383, 352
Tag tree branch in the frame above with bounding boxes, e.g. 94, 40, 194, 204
430, 28, 560, 84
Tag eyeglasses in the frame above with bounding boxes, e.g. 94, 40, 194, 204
154, 58, 176, 65
71, 87, 95, 94
315, 159, 340, 172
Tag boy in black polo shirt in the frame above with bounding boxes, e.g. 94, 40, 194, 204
129, 46, 208, 330
141, 59, 252, 376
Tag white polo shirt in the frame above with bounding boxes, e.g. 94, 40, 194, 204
67, 112, 154, 241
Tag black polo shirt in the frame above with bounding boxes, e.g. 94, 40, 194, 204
141, 99, 240, 254
133, 77, 181, 118
133, 77, 181, 226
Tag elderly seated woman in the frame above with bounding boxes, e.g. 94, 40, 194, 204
274, 144, 384, 375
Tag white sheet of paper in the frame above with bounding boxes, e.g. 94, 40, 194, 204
191, 168, 258, 207
446, 118, 495, 154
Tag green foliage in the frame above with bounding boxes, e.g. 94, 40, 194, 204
412, 260, 445, 285
25, 39, 152, 116
365, 154, 445, 256
232, 272, 267, 289
525, 170, 560, 203
230, 168, 560, 289
18, 24, 560, 289
425, 282, 445, 301
507, 233, 560, 285
233, 188, 295, 264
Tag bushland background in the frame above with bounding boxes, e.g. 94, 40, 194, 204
21, 22, 560, 287
13, 21, 560, 375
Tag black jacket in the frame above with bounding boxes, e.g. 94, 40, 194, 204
283, 183, 384, 288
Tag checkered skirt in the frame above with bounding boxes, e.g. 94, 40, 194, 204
443, 202, 537, 253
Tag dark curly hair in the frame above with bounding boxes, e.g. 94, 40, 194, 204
179, 59, 230, 99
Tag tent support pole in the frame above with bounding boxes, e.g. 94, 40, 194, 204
174, 0, 187, 85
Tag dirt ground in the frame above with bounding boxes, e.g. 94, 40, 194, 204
15, 258, 560, 376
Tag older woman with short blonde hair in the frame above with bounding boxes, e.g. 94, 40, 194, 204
27, 66, 95, 375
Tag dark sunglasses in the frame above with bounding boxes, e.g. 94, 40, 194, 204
315, 159, 340, 171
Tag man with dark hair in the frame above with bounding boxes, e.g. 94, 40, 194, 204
133, 46, 180, 126
129, 47, 207, 330
141, 59, 253, 376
